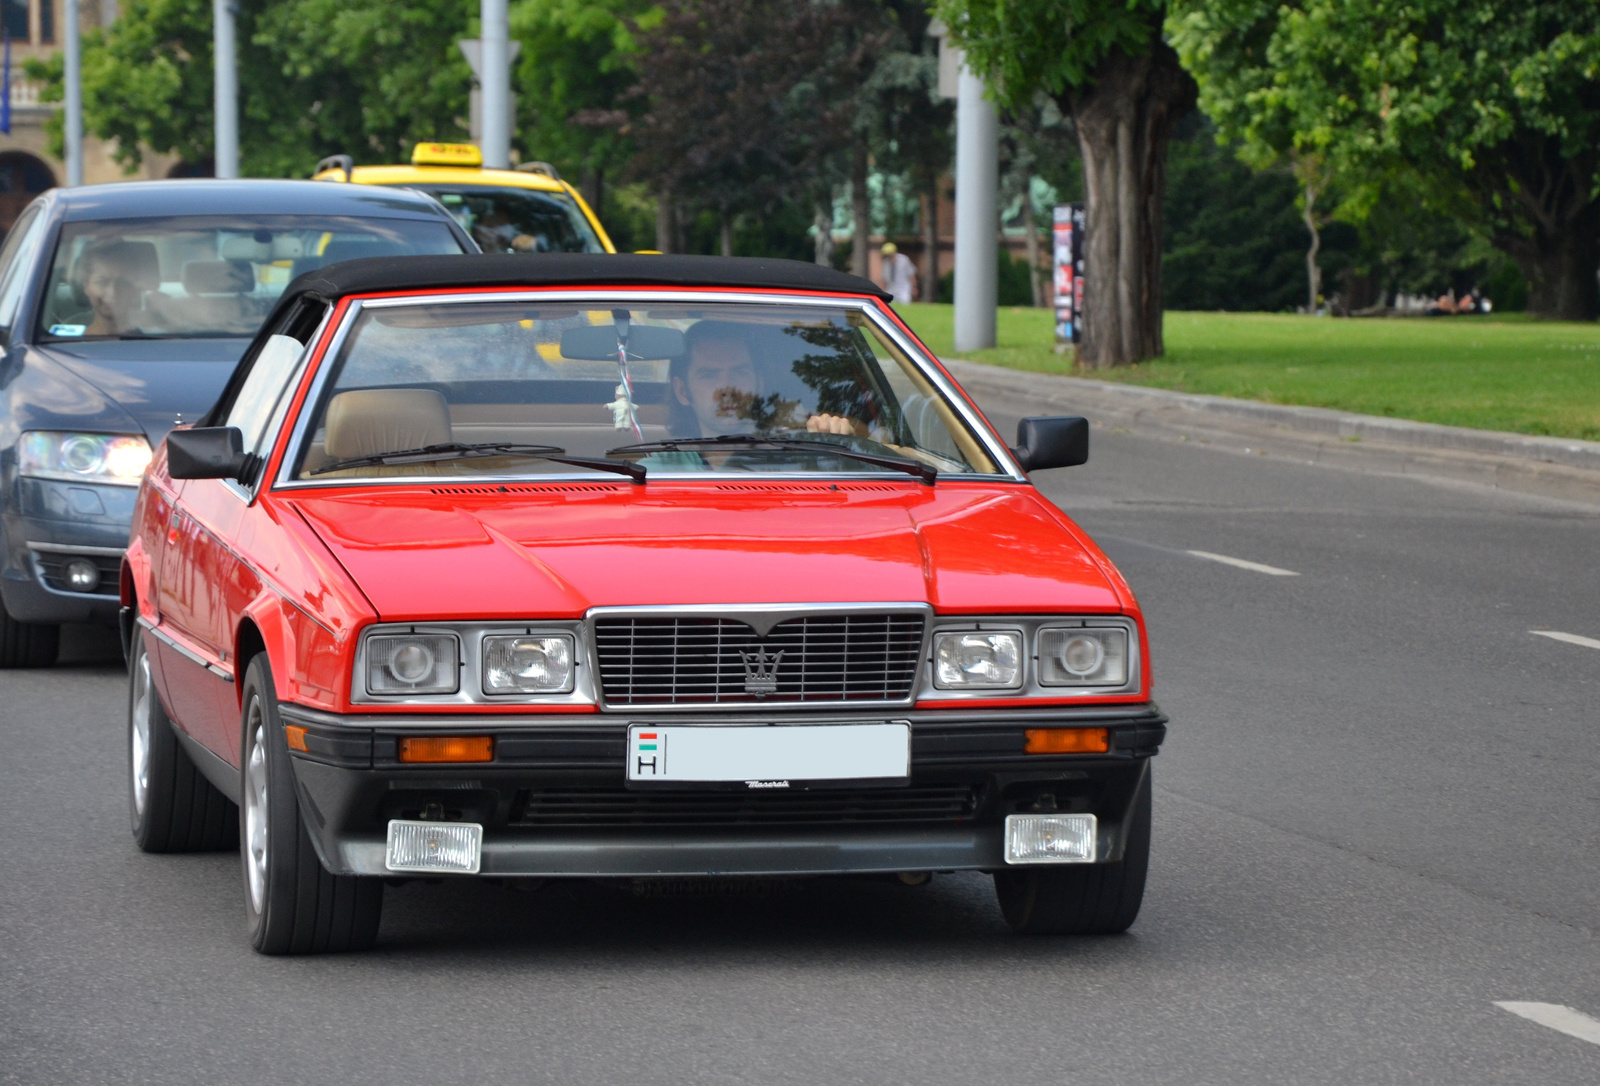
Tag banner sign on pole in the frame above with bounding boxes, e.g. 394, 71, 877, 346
1053, 203, 1084, 350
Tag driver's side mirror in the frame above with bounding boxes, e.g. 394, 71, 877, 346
1013, 416, 1089, 472
166, 426, 255, 482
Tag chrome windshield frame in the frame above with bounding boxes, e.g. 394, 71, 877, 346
271, 288, 1027, 492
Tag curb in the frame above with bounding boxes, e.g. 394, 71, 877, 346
939, 358, 1600, 475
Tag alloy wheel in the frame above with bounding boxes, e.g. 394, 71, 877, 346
130, 650, 153, 817
244, 705, 269, 915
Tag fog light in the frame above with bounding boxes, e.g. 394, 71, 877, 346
64, 559, 101, 592
385, 820, 482, 874
1004, 813, 1097, 864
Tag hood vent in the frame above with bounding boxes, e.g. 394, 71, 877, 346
712, 482, 902, 494
428, 483, 625, 496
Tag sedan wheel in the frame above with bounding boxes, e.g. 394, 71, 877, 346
240, 654, 382, 955
128, 631, 237, 852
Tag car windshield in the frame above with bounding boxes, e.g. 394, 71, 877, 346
291, 299, 1000, 482
37, 215, 463, 341
397, 184, 605, 254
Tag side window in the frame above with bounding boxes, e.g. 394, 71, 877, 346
0, 207, 45, 334
225, 334, 306, 457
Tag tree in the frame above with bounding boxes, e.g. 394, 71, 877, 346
28, 0, 472, 177
934, 0, 1196, 366
1171, 0, 1600, 321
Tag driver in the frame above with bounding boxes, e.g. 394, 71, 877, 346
77, 241, 153, 336
669, 321, 860, 437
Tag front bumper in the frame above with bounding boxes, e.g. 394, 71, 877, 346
278, 704, 1166, 878
0, 477, 133, 624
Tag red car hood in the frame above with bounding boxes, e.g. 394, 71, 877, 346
283, 482, 1124, 621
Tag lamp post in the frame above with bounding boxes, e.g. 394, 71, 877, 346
63, 0, 82, 185
213, 0, 238, 178
479, 0, 510, 168
930, 21, 999, 352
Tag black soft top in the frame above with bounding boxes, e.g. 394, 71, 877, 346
285, 252, 892, 305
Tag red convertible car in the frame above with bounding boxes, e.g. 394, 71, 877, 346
122, 254, 1165, 954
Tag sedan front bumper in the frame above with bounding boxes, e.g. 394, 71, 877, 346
277, 704, 1166, 879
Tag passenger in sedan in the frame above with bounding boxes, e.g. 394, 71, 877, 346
77, 240, 159, 336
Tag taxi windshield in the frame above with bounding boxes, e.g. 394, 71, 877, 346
37, 215, 463, 341
291, 299, 999, 482
399, 185, 605, 254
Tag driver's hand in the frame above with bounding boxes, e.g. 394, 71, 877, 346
806, 413, 864, 437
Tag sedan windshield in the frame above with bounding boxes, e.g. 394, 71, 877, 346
291, 299, 999, 482
37, 215, 463, 341
397, 185, 606, 254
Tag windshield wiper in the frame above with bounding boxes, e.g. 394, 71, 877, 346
608, 434, 936, 485
310, 442, 645, 483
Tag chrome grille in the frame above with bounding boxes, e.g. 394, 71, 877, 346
593, 613, 926, 706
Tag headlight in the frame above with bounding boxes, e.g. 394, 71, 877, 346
366, 633, 460, 695
19, 431, 152, 486
483, 634, 574, 694
1038, 627, 1128, 686
933, 630, 1022, 689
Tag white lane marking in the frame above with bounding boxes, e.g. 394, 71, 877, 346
1495, 1002, 1600, 1047
1185, 550, 1300, 577
1530, 629, 1600, 651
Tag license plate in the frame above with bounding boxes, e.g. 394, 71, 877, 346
626, 723, 910, 787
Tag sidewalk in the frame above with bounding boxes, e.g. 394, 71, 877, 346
939, 358, 1600, 506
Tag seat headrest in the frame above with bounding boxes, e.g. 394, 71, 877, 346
323, 388, 452, 460
183, 260, 255, 295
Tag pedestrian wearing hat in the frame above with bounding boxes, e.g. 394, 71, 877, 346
879, 242, 917, 305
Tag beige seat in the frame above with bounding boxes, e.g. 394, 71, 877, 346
324, 388, 453, 459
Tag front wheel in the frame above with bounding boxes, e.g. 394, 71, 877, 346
240, 655, 382, 954
993, 767, 1152, 935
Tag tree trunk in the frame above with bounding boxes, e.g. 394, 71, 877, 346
1498, 205, 1600, 322
718, 207, 734, 257
813, 203, 835, 266
1303, 181, 1322, 313
850, 138, 871, 278
655, 190, 675, 254
1021, 170, 1043, 308
921, 177, 939, 302
1059, 38, 1196, 367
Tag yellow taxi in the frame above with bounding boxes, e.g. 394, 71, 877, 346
313, 142, 616, 254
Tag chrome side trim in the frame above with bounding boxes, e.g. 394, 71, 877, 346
141, 617, 235, 683
26, 542, 125, 557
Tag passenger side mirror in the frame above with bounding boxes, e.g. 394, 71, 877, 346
1013, 416, 1089, 472
166, 426, 255, 482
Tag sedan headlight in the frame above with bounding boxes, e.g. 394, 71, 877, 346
366, 633, 460, 695
483, 634, 574, 694
19, 430, 152, 486
933, 630, 1022, 689
1038, 627, 1128, 686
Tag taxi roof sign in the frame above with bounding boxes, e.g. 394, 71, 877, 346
411, 142, 483, 168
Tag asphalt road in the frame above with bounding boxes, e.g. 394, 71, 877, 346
4, 384, 1599, 1084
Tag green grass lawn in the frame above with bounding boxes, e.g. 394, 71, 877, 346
894, 303, 1600, 441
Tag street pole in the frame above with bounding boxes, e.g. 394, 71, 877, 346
479, 0, 510, 168
213, 0, 238, 178
62, 0, 81, 186
952, 56, 998, 350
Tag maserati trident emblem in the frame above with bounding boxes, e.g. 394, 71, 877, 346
740, 647, 785, 696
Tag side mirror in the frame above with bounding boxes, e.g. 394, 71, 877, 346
166, 427, 254, 481
1013, 416, 1089, 472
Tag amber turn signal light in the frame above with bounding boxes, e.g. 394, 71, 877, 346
1024, 727, 1109, 754
285, 725, 309, 752
397, 735, 494, 763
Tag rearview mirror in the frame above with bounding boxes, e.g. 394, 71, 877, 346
560, 323, 686, 361
166, 427, 254, 482
1013, 416, 1089, 472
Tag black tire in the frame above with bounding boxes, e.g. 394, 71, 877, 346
128, 632, 238, 852
240, 654, 382, 955
0, 600, 58, 668
993, 766, 1152, 935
